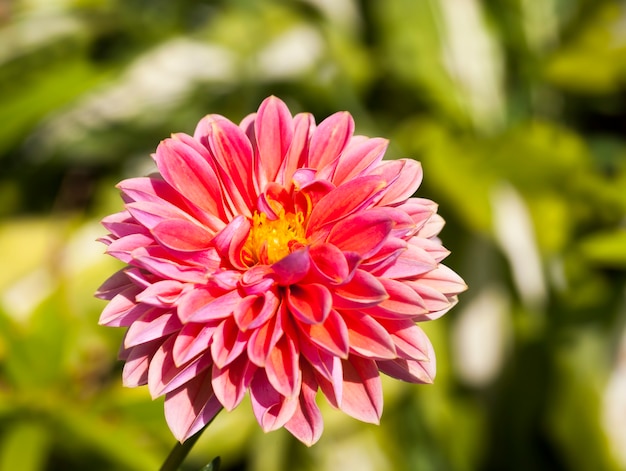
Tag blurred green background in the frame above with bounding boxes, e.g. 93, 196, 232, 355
1, 0, 626, 470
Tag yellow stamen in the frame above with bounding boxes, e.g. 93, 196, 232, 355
244, 209, 307, 265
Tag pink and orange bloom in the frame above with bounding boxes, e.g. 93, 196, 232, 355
96, 96, 466, 446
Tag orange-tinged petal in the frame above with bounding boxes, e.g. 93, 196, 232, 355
254, 96, 294, 187
332, 269, 388, 309
247, 313, 283, 367
306, 175, 386, 237
308, 243, 351, 284
332, 136, 388, 185
339, 356, 382, 424
299, 309, 349, 358
233, 290, 279, 331
287, 283, 331, 324
266, 335, 301, 398
206, 115, 256, 215
371, 159, 423, 206
212, 355, 256, 411
152, 218, 213, 252
308, 111, 354, 170
284, 366, 323, 446
154, 136, 225, 219
327, 209, 392, 259
210, 317, 250, 368
343, 311, 397, 360
279, 112, 314, 189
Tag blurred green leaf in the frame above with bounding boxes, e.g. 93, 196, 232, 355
544, 3, 626, 94
547, 331, 621, 471
579, 230, 626, 267
0, 421, 50, 471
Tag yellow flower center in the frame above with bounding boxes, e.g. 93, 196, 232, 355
244, 209, 307, 265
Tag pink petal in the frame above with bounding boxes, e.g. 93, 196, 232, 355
135, 279, 184, 307
187, 290, 242, 323
286, 283, 331, 324
122, 340, 161, 387
327, 209, 392, 259
239, 265, 274, 295
342, 311, 397, 360
212, 355, 257, 411
406, 281, 454, 319
172, 322, 219, 366
308, 111, 354, 170
106, 233, 154, 263
121, 267, 153, 289
371, 159, 423, 206
247, 313, 284, 367
153, 136, 225, 220
152, 218, 214, 252
284, 367, 323, 446
332, 269, 388, 309
298, 335, 343, 392
359, 237, 406, 274
132, 246, 207, 284
254, 96, 294, 187
148, 336, 213, 397
101, 209, 136, 234
418, 213, 446, 238
315, 369, 340, 409
101, 211, 142, 239
211, 317, 250, 368
249, 370, 300, 432
124, 310, 183, 348
397, 197, 437, 230
95, 269, 133, 300
367, 278, 428, 318
378, 320, 437, 384
125, 200, 195, 231
98, 285, 141, 326
233, 290, 279, 331
177, 287, 215, 323
271, 248, 310, 285
332, 137, 388, 185
211, 216, 251, 270
118, 176, 220, 229
278, 113, 314, 189
419, 264, 468, 295
377, 354, 436, 384
256, 183, 293, 218
373, 243, 438, 279
164, 370, 223, 442
205, 115, 257, 216
339, 356, 382, 424
298, 309, 349, 358
306, 176, 386, 238
308, 243, 351, 284
377, 319, 431, 361
265, 335, 301, 398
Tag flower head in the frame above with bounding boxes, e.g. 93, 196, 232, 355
96, 96, 467, 445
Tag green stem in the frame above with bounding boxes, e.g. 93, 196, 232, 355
159, 410, 222, 471
159, 429, 205, 471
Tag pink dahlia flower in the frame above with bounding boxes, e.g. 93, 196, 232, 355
96, 96, 466, 446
